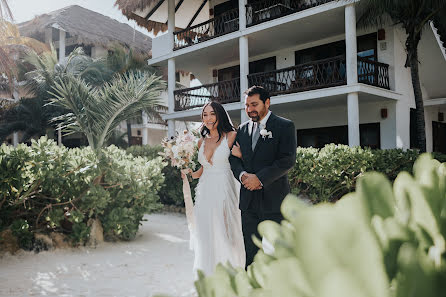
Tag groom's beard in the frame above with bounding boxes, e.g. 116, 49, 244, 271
248, 108, 267, 122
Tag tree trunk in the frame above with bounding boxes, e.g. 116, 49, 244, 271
126, 120, 132, 147
407, 36, 426, 152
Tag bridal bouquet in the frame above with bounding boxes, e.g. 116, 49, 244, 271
159, 130, 197, 170
160, 130, 198, 241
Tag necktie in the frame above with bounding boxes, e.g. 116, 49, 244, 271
252, 122, 260, 151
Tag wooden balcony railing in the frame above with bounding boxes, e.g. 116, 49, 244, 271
246, 0, 334, 27
357, 56, 390, 89
173, 56, 390, 111
248, 55, 347, 95
248, 55, 390, 96
173, 9, 239, 50
174, 78, 240, 111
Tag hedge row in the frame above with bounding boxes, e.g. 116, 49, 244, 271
1, 137, 165, 249
129, 143, 446, 205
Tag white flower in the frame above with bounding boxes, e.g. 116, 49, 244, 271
260, 128, 273, 139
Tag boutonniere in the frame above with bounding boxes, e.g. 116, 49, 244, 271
259, 126, 273, 139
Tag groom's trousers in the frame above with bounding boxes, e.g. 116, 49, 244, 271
242, 209, 283, 269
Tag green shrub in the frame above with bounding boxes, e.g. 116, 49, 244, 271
0, 137, 165, 245
289, 144, 424, 203
127, 144, 198, 207
192, 154, 446, 297
10, 219, 33, 250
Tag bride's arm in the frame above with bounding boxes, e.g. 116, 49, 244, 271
227, 131, 242, 159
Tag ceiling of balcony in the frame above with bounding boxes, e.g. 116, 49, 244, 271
418, 25, 446, 99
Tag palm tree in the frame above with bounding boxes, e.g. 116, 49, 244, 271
49, 71, 165, 150
105, 44, 165, 146
0, 97, 51, 142
357, 0, 446, 152
0, 47, 109, 143
0, 20, 48, 95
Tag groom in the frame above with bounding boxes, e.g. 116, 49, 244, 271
229, 86, 296, 267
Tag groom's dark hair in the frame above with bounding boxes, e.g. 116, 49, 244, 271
244, 86, 270, 103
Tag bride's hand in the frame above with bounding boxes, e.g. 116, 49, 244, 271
231, 142, 242, 159
181, 168, 192, 179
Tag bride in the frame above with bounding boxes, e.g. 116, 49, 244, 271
181, 101, 245, 276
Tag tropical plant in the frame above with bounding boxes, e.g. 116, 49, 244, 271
105, 44, 165, 144
0, 19, 48, 95
0, 137, 165, 245
188, 154, 446, 297
357, 0, 446, 152
0, 97, 53, 142
49, 70, 166, 150
0, 47, 113, 143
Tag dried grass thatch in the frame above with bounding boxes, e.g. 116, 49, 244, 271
114, 0, 184, 35
18, 5, 152, 54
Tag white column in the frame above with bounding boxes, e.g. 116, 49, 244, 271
168, 0, 175, 51
239, 0, 247, 30
58, 29, 66, 64
425, 107, 433, 152
12, 89, 19, 147
168, 58, 176, 138
142, 111, 149, 145
12, 133, 19, 147
239, 35, 249, 123
347, 93, 360, 147
345, 4, 359, 147
345, 4, 357, 85
58, 129, 62, 146
168, 120, 175, 138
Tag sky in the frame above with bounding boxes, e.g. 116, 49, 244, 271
8, 0, 152, 36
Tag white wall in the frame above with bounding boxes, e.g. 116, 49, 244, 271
274, 98, 396, 149
152, 34, 171, 58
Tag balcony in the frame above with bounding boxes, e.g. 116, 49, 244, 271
248, 55, 390, 96
174, 78, 241, 111
173, 56, 389, 112
246, 0, 334, 27
173, 8, 239, 50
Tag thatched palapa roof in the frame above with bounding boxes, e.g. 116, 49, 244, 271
115, 0, 170, 35
18, 5, 152, 54
114, 0, 210, 36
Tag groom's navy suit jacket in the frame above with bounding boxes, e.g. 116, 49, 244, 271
229, 113, 297, 213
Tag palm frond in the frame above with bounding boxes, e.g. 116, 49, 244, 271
50, 71, 166, 149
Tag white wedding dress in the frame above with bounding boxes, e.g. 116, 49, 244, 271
191, 135, 245, 276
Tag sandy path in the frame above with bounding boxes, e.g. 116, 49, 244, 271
0, 213, 196, 297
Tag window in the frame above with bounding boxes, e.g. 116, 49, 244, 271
296, 123, 381, 149
217, 56, 277, 81
175, 72, 180, 82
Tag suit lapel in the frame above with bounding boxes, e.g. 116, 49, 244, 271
252, 113, 276, 158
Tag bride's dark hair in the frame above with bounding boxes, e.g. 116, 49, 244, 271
200, 101, 235, 142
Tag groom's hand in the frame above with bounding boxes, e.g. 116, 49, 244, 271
242, 173, 262, 191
